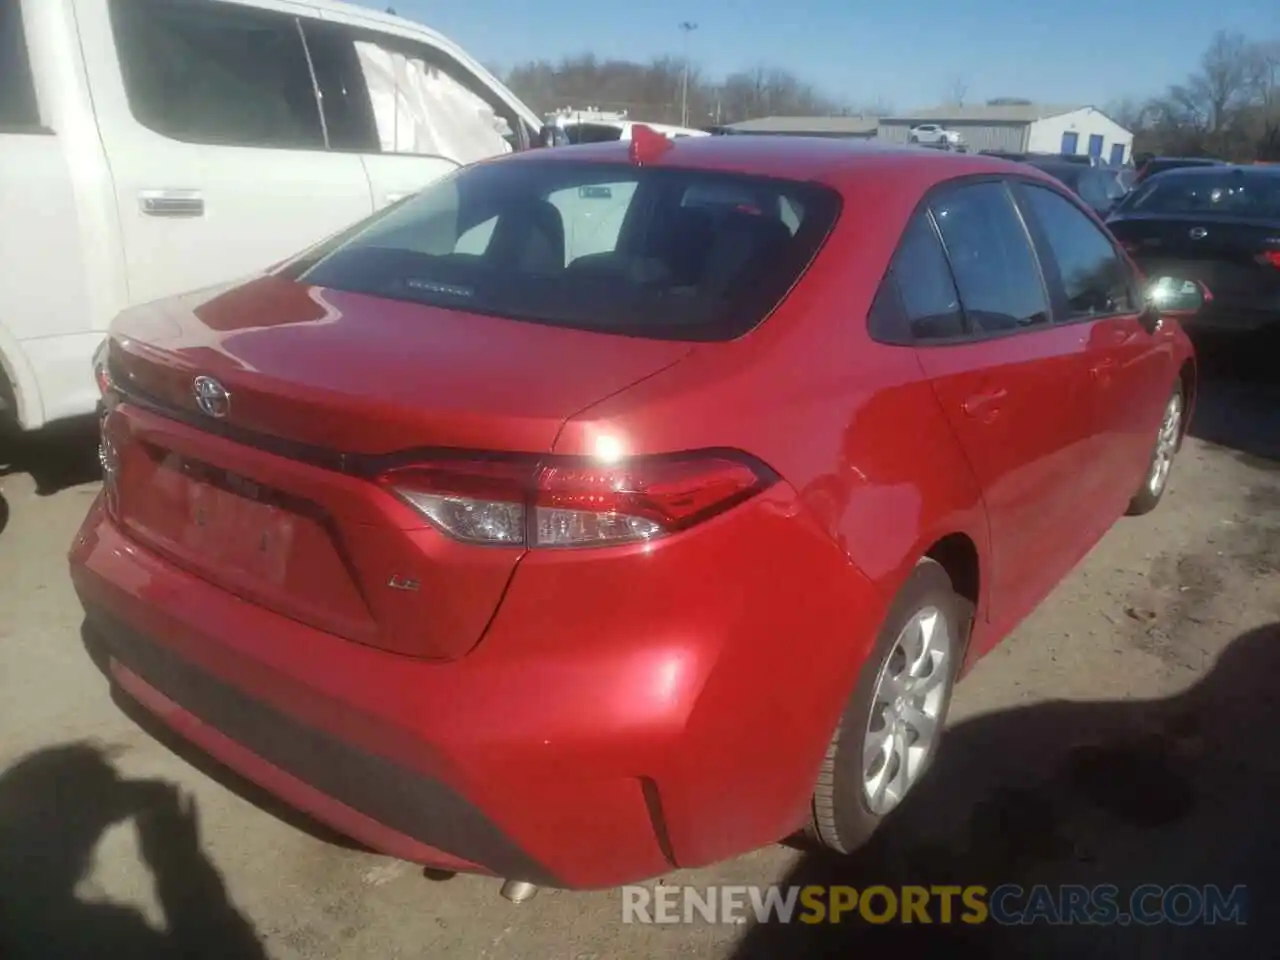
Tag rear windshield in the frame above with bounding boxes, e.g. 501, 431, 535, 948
1121, 170, 1280, 218
294, 159, 841, 341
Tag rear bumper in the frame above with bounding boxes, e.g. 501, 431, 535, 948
70, 488, 880, 888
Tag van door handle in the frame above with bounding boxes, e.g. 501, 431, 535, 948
139, 190, 204, 218
385, 192, 412, 205
961, 388, 1008, 420
1090, 357, 1117, 378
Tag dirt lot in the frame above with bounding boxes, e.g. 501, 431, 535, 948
1, 339, 1277, 959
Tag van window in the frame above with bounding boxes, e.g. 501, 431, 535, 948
108, 0, 325, 149
0, 0, 40, 131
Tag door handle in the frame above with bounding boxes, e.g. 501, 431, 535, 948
385, 192, 412, 205
1090, 357, 1117, 378
139, 190, 204, 218
961, 388, 1008, 419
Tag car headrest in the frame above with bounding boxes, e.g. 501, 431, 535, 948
486, 198, 566, 274
699, 211, 793, 296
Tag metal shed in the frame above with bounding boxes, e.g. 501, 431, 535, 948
877, 104, 1135, 163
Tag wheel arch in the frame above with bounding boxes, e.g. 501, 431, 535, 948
0, 328, 44, 430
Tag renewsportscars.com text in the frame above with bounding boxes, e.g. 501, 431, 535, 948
621, 883, 1249, 926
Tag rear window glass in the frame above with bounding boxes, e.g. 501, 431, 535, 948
1124, 171, 1280, 218
295, 159, 841, 341
563, 123, 624, 144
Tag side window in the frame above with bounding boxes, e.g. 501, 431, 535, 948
931, 182, 1050, 334
297, 21, 381, 152
892, 212, 965, 340
348, 33, 519, 161
1018, 183, 1136, 320
0, 0, 40, 131
108, 0, 325, 149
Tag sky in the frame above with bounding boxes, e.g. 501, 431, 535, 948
364, 0, 1272, 113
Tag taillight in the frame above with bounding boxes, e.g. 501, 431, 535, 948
378, 451, 778, 548
1255, 250, 1280, 269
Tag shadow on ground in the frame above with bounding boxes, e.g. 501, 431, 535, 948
730, 621, 1280, 958
79, 624, 367, 856
0, 416, 102, 496
1185, 331, 1280, 464
0, 741, 271, 959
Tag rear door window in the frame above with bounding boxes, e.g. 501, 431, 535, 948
1017, 183, 1136, 320
0, 0, 41, 131
930, 181, 1051, 335
293, 20, 381, 152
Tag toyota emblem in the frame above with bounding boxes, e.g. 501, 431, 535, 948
1189, 227, 1208, 240
193, 376, 230, 418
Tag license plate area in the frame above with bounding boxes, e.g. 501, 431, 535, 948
120, 449, 301, 585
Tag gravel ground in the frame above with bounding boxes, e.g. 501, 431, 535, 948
1, 338, 1277, 959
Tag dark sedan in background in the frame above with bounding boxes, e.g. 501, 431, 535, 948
1021, 158, 1129, 219
1107, 165, 1280, 336
1132, 155, 1227, 187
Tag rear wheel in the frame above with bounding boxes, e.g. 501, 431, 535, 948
809, 558, 970, 853
1126, 385, 1184, 516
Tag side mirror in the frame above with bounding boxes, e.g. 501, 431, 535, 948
1141, 276, 1209, 331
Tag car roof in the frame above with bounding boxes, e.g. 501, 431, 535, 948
502, 134, 1045, 193
1024, 159, 1087, 173
1146, 156, 1225, 165
1145, 163, 1280, 179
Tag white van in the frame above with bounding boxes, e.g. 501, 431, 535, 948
0, 0, 543, 433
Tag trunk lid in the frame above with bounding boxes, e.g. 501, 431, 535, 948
105, 275, 692, 659
1108, 213, 1280, 307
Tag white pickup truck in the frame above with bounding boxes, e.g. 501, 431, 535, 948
908, 124, 964, 148
0, 0, 543, 435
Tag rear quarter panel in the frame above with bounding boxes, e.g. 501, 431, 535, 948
555, 169, 994, 657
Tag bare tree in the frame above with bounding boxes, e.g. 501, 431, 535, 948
1245, 39, 1280, 157
1131, 30, 1277, 159
945, 76, 969, 107
504, 55, 844, 126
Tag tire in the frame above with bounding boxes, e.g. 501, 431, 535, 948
909, 135, 919, 144
1126, 383, 1185, 516
809, 558, 972, 854
0, 372, 16, 436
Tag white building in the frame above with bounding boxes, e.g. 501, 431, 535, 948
878, 104, 1134, 164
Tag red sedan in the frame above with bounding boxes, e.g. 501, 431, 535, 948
71, 131, 1200, 895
